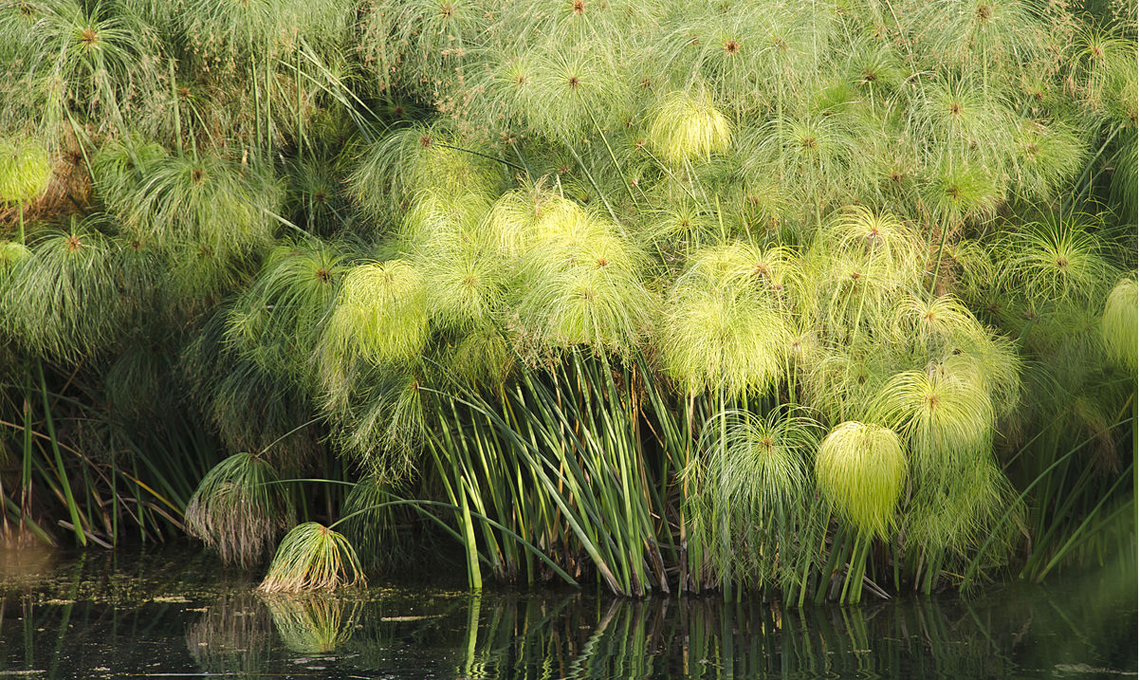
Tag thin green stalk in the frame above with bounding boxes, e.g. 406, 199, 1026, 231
38, 362, 85, 547
562, 139, 620, 224
170, 58, 183, 158
585, 108, 638, 206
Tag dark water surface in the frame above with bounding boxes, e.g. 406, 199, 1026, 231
0, 544, 1135, 679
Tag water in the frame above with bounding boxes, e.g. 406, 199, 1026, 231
0, 544, 1135, 679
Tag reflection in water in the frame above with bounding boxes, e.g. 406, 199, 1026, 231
261, 592, 361, 654
185, 591, 274, 675
0, 548, 1135, 679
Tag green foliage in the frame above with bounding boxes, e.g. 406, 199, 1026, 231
1, 220, 126, 361
690, 407, 823, 588
1, 0, 1133, 600
318, 260, 429, 371
122, 152, 282, 257
186, 452, 295, 568
259, 522, 365, 592
815, 421, 907, 539
0, 138, 52, 203
661, 242, 792, 397
646, 89, 731, 166
1101, 275, 1138, 369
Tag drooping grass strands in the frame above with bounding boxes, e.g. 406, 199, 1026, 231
1101, 276, 1138, 370
801, 340, 899, 424
659, 240, 797, 397
905, 450, 1018, 567
226, 239, 346, 383
283, 155, 350, 237
890, 293, 990, 353
178, 0, 352, 66
340, 474, 418, 573
123, 152, 282, 257
1010, 119, 1087, 202
161, 238, 252, 317
921, 159, 1004, 229
1, 220, 126, 361
440, 325, 514, 388
185, 452, 294, 569
414, 223, 508, 334
815, 422, 906, 539
998, 218, 1115, 306
0, 138, 52, 206
910, 76, 1019, 173
346, 124, 504, 221
949, 333, 1024, 421
258, 522, 365, 592
514, 236, 657, 354
798, 207, 925, 340
331, 367, 426, 481
908, 0, 1050, 87
105, 341, 172, 418
869, 358, 995, 480
525, 45, 630, 143
819, 206, 925, 283
399, 188, 493, 249
0, 240, 31, 271
2, 0, 163, 135
645, 89, 731, 167
317, 260, 428, 370
688, 407, 823, 589
91, 136, 166, 223
359, 0, 486, 96
739, 113, 872, 221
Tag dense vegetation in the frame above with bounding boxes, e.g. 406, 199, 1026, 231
0, 0, 1135, 601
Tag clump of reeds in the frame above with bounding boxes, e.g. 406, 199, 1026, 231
815, 422, 906, 538
185, 453, 294, 568
259, 522, 365, 592
1101, 276, 1137, 369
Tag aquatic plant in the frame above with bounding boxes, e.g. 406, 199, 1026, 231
317, 260, 429, 371
0, 0, 1132, 602
0, 138, 52, 205
1101, 276, 1138, 369
646, 89, 731, 167
259, 521, 366, 592
1, 220, 126, 361
660, 242, 792, 397
815, 422, 906, 539
185, 452, 294, 568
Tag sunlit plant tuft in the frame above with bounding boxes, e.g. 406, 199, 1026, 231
646, 89, 732, 166
1101, 276, 1138, 369
259, 522, 366, 592
318, 260, 429, 370
815, 421, 906, 538
0, 139, 52, 204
